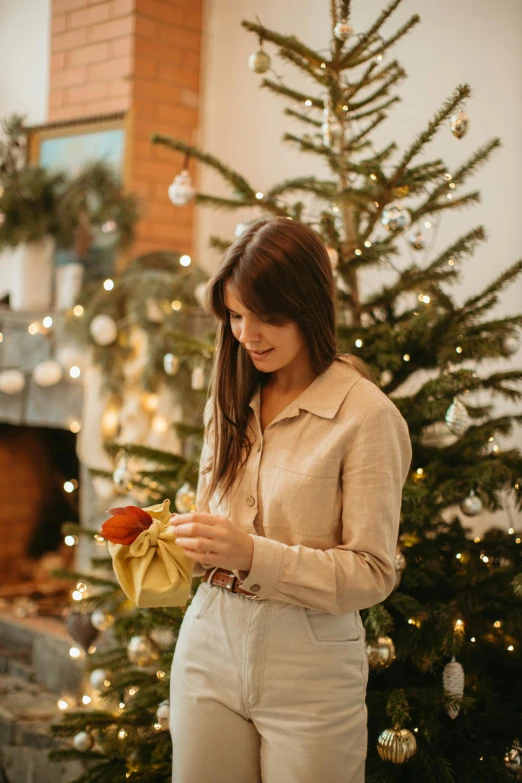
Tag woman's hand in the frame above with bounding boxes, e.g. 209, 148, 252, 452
169, 512, 254, 573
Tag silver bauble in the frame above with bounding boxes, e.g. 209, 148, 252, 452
73, 731, 94, 751
248, 49, 271, 74
380, 203, 411, 232
442, 657, 465, 719
168, 169, 195, 206
334, 20, 353, 41
89, 314, 117, 346
460, 488, 483, 517
113, 454, 133, 493
156, 698, 170, 729
377, 726, 417, 764
149, 627, 178, 650
503, 334, 519, 356
91, 609, 114, 631
445, 397, 470, 436
450, 109, 469, 139
175, 482, 196, 513
408, 230, 426, 250
505, 747, 522, 768
89, 668, 110, 691
127, 635, 160, 667
366, 636, 396, 670
163, 353, 180, 376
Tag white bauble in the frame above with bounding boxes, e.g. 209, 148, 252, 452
89, 668, 110, 691
89, 314, 118, 346
73, 731, 94, 751
168, 170, 195, 206
156, 699, 170, 729
163, 353, 180, 376
33, 360, 63, 387
91, 609, 114, 631
0, 369, 25, 395
150, 627, 178, 650
442, 657, 465, 719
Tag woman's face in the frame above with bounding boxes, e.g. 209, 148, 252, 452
224, 282, 308, 373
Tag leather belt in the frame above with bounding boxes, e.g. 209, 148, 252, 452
202, 567, 263, 600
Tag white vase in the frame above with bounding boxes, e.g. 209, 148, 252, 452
54, 262, 84, 310
10, 235, 55, 311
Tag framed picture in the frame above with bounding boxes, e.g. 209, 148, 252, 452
26, 112, 131, 282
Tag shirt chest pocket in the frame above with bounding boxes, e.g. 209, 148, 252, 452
268, 448, 341, 536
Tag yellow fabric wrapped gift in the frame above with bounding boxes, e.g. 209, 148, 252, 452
106, 499, 194, 608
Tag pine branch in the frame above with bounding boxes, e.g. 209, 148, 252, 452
150, 135, 256, 200
349, 112, 387, 146
267, 176, 337, 199
208, 235, 233, 252
349, 95, 400, 121
347, 67, 407, 112
241, 20, 325, 67
260, 78, 316, 107
283, 108, 322, 127
463, 259, 522, 312
343, 1, 419, 67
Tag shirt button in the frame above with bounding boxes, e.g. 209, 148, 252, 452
249, 584, 260, 593
246, 495, 256, 506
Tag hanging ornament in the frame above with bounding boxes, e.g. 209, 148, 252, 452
168, 169, 195, 206
175, 482, 197, 513
156, 699, 170, 729
380, 369, 393, 386
505, 744, 522, 769
0, 369, 25, 395
408, 230, 426, 250
334, 20, 353, 41
150, 627, 178, 650
326, 247, 339, 269
377, 726, 417, 764
33, 359, 63, 387
503, 333, 520, 356
248, 47, 271, 74
194, 281, 208, 308
89, 314, 118, 346
91, 609, 114, 631
113, 453, 133, 493
366, 636, 396, 670
450, 108, 469, 139
442, 657, 465, 719
460, 488, 483, 517
89, 668, 111, 691
444, 396, 470, 436
393, 547, 406, 591
191, 363, 205, 390
73, 731, 94, 751
127, 635, 160, 667
163, 352, 180, 376
66, 611, 99, 653
380, 202, 411, 232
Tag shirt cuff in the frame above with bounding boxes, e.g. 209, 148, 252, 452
237, 535, 285, 599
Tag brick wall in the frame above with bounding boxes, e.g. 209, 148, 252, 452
48, 0, 202, 259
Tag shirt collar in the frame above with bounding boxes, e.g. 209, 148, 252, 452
248, 358, 362, 421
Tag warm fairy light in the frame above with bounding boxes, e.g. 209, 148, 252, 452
370, 174, 377, 181
103, 279, 114, 291
364, 240, 372, 247
72, 590, 83, 601
64, 481, 75, 493
104, 678, 111, 688
446, 193, 453, 200
474, 537, 481, 543
179, 254, 191, 266
343, 104, 348, 111
69, 420, 81, 433
332, 205, 339, 213
73, 305, 84, 316
516, 538, 521, 544
43, 316, 53, 328
171, 299, 182, 310
156, 670, 166, 679
422, 295, 430, 303
65, 535, 79, 546
494, 621, 502, 628
456, 553, 462, 559
414, 728, 419, 732
470, 637, 476, 642
455, 346, 462, 353
94, 533, 106, 545
255, 192, 264, 199
28, 323, 39, 335
403, 354, 410, 361
448, 258, 455, 266
57, 698, 70, 710
449, 182, 456, 189
152, 415, 168, 434
445, 173, 452, 180
354, 248, 362, 256
374, 201, 379, 207
416, 468, 424, 475
482, 556, 489, 563
154, 722, 163, 731
118, 729, 128, 739
128, 687, 137, 696
144, 392, 159, 412
376, 53, 383, 61
355, 339, 363, 348
82, 695, 91, 705
77, 582, 87, 592
70, 365, 81, 378
320, 62, 326, 68
305, 99, 312, 106
508, 645, 514, 651
516, 483, 520, 490
508, 528, 514, 535
424, 221, 432, 228
119, 701, 126, 709
88, 644, 97, 654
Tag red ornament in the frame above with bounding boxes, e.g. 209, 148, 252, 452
101, 505, 153, 545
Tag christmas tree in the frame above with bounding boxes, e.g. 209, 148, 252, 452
50, 1, 522, 781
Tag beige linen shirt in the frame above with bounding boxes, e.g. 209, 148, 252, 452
192, 358, 412, 616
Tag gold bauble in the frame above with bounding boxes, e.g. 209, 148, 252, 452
366, 635, 396, 669
127, 635, 160, 667
450, 109, 469, 139
248, 49, 271, 74
377, 726, 417, 764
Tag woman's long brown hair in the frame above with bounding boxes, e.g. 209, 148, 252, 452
199, 217, 377, 508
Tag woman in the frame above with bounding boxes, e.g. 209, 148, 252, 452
169, 217, 412, 783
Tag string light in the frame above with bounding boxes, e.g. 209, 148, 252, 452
304, 99, 312, 106
355, 339, 363, 347
65, 535, 79, 546
103, 279, 114, 291
42, 316, 53, 328
118, 729, 128, 740
69, 419, 81, 433
448, 258, 455, 265
455, 346, 462, 353
364, 240, 372, 247
73, 305, 84, 317
474, 537, 481, 543
64, 481, 75, 493
508, 645, 514, 651
424, 221, 432, 228
70, 365, 81, 378
82, 695, 91, 705
28, 323, 39, 335
493, 621, 502, 628
456, 553, 462, 559
354, 248, 362, 256
179, 254, 191, 266
255, 192, 264, 199
57, 697, 71, 710
403, 354, 410, 361
69, 647, 81, 658
156, 670, 166, 679
171, 300, 182, 310
470, 637, 476, 642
